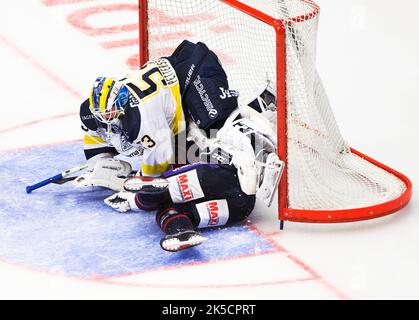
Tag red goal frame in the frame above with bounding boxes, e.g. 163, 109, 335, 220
138, 0, 412, 223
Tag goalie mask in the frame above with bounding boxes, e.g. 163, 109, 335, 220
89, 77, 130, 124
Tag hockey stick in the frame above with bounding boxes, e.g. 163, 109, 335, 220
26, 163, 88, 194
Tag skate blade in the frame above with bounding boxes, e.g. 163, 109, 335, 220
161, 235, 207, 252
264, 169, 282, 207
259, 160, 285, 207
124, 176, 169, 192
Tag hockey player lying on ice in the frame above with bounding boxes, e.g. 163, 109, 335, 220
74, 40, 283, 252
104, 107, 284, 252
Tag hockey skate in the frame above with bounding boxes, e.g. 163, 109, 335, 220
256, 152, 285, 207
123, 176, 169, 192
160, 230, 207, 252
104, 177, 170, 212
247, 82, 276, 113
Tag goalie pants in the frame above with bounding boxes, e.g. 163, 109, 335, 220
135, 162, 256, 235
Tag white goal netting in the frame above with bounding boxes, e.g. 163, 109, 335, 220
144, 0, 407, 214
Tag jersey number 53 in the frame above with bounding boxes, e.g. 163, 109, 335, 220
126, 67, 168, 101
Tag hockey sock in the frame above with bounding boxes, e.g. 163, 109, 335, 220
156, 207, 194, 235
134, 187, 171, 211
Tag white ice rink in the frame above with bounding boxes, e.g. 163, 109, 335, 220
0, 0, 418, 299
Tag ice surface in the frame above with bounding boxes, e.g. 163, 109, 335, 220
0, 0, 418, 299
0, 143, 274, 277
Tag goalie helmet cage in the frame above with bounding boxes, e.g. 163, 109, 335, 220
138, 0, 412, 223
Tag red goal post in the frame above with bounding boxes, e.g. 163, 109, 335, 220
138, 0, 412, 224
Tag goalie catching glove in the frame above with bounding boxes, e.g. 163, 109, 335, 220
73, 157, 132, 191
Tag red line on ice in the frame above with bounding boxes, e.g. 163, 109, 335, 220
42, 0, 94, 6
100, 276, 319, 290
106, 250, 280, 280
0, 139, 81, 153
0, 34, 82, 135
0, 113, 78, 135
0, 139, 349, 298
0, 34, 83, 100
0, 19, 348, 298
248, 224, 350, 300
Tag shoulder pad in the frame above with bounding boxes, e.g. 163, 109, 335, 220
79, 99, 98, 131
120, 104, 141, 143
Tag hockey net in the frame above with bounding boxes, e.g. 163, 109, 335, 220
139, 0, 412, 223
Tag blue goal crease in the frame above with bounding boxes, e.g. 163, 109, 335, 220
0, 143, 274, 278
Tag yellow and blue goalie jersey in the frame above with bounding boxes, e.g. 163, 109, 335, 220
79, 58, 186, 177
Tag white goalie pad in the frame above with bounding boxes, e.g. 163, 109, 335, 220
186, 121, 213, 150
237, 106, 277, 146
73, 158, 132, 191
218, 107, 277, 155
202, 140, 257, 196
196, 108, 279, 196
256, 153, 285, 207
231, 150, 258, 196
